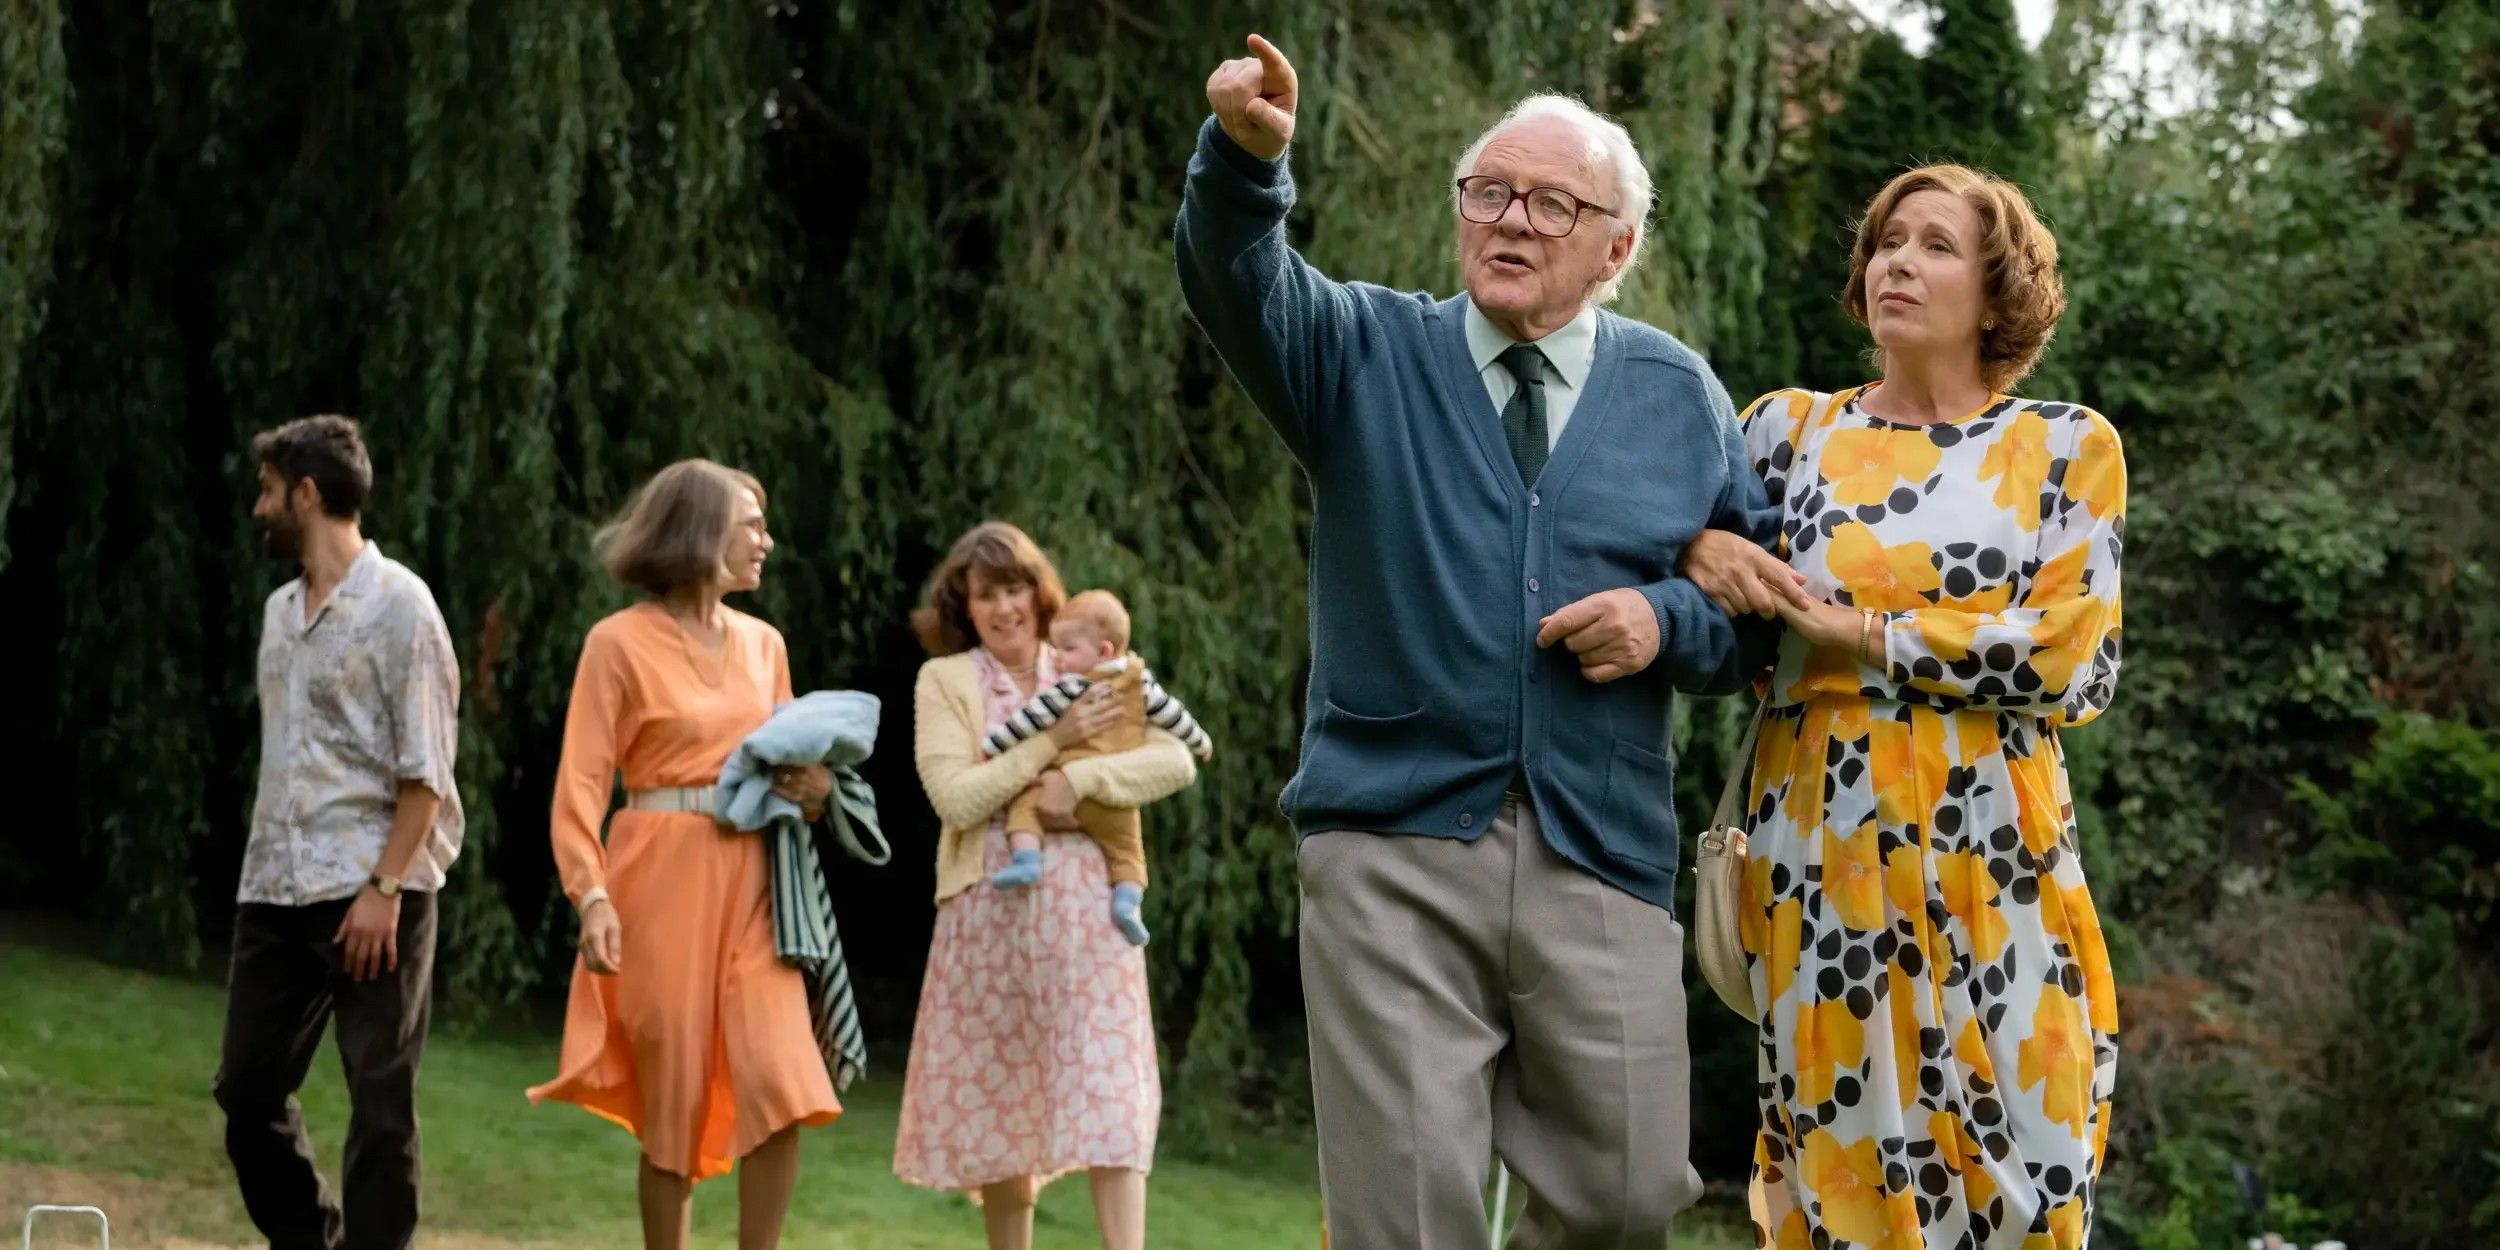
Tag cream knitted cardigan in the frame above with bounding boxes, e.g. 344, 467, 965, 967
913, 650, 1200, 902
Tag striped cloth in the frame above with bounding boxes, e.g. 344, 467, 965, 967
981, 658, 1216, 761
768, 761, 885, 1092
715, 690, 890, 1090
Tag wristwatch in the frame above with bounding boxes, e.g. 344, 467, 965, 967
367, 872, 403, 898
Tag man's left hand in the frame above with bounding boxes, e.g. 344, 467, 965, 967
334, 888, 401, 982
1537, 588, 1662, 684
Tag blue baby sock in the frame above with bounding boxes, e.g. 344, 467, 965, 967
989, 847, 1044, 890
1110, 883, 1150, 946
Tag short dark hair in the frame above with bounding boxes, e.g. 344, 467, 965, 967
252, 415, 372, 519
594, 459, 767, 598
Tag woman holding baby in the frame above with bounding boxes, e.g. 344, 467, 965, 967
891, 521, 1201, 1250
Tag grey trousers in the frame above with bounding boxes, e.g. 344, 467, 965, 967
1301, 797, 1703, 1249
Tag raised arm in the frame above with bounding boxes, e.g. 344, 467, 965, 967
1174, 35, 1360, 465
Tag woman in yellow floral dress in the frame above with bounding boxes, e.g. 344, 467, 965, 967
1682, 164, 2125, 1249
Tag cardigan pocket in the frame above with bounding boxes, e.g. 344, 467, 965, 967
1595, 737, 1679, 869
1283, 700, 1426, 827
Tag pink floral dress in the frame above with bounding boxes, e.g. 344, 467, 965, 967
892, 647, 1161, 1191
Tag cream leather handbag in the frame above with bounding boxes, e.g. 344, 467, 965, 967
1694, 700, 1765, 1022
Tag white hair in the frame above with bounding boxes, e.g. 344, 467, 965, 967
1452, 95, 1651, 305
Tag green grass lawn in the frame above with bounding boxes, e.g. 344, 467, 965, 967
0, 935, 1752, 1248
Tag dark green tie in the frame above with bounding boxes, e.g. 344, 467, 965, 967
1497, 343, 1550, 485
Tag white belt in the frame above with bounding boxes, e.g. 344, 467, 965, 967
625, 785, 718, 814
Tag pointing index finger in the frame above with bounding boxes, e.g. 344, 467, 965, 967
1247, 34, 1295, 93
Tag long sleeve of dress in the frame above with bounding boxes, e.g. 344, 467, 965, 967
770, 628, 794, 705
550, 623, 633, 905
1868, 410, 2126, 721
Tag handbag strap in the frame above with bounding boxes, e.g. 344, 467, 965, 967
1709, 699, 1769, 831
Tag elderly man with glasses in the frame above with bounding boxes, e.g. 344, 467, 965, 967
1175, 35, 1782, 1250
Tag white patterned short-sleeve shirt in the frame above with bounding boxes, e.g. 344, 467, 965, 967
240, 542, 464, 905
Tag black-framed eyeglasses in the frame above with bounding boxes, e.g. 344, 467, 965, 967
1453, 175, 1618, 238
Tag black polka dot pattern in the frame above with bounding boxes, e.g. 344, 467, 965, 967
1729, 388, 2123, 1250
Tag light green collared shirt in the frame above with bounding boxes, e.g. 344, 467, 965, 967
1463, 298, 1600, 449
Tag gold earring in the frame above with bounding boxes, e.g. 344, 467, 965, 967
1983, 319, 1996, 330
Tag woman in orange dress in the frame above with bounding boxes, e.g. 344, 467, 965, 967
528, 459, 840, 1250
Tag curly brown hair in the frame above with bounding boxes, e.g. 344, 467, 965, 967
911, 521, 1068, 657
1844, 164, 2066, 392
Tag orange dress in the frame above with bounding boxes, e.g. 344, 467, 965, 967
527, 602, 841, 1179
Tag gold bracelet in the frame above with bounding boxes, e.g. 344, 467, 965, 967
1857, 608, 1876, 665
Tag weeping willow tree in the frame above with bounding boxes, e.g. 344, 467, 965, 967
0, 1, 65, 570
2, 0, 1802, 1143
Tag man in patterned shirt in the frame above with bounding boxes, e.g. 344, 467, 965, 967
214, 415, 462, 1250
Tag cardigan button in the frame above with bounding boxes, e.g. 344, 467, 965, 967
1527, 577, 1540, 593
1458, 813, 1474, 829
1530, 491, 1541, 507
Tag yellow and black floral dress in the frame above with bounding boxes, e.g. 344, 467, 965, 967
1737, 385, 2125, 1250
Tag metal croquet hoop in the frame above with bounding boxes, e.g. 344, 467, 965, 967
20, 1205, 108, 1249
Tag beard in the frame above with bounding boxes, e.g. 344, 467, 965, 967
261, 511, 305, 562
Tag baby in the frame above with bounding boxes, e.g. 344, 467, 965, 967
982, 589, 1214, 945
